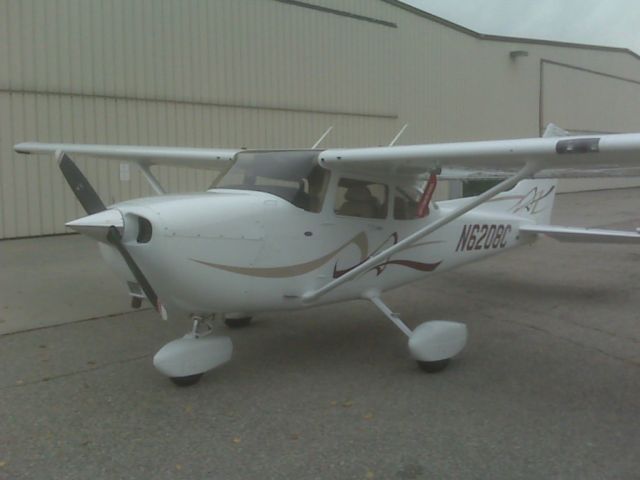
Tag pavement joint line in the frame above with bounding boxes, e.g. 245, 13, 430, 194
486, 311, 639, 367
0, 307, 153, 338
449, 283, 640, 345
561, 317, 640, 344
1, 353, 152, 390
401, 282, 640, 360
491, 297, 640, 345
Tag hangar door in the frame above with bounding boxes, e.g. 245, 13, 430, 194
541, 60, 640, 134
541, 60, 640, 191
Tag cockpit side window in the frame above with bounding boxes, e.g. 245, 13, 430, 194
215, 151, 329, 213
334, 178, 389, 219
393, 185, 421, 220
299, 166, 330, 213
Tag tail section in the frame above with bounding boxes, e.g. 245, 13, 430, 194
506, 179, 557, 224
474, 178, 557, 224
476, 123, 565, 222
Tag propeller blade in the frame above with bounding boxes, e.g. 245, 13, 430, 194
106, 226, 159, 310
58, 153, 106, 214
57, 153, 160, 313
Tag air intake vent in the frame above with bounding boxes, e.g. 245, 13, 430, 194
137, 217, 153, 243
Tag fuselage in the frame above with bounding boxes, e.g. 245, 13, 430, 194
97, 181, 536, 319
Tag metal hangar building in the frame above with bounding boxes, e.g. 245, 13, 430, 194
1, 0, 640, 238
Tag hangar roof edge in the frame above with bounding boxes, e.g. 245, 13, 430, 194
383, 0, 640, 61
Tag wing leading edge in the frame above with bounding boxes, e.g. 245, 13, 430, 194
16, 132, 640, 177
14, 142, 240, 170
318, 133, 640, 177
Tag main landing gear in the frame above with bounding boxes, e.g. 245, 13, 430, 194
368, 295, 467, 373
153, 315, 233, 386
152, 298, 465, 386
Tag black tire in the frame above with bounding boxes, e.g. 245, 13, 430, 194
417, 358, 450, 373
170, 373, 204, 387
224, 316, 252, 329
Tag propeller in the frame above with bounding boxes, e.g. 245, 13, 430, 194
59, 152, 160, 311
58, 153, 106, 214
106, 226, 159, 309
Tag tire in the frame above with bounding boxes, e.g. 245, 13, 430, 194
169, 373, 204, 386
417, 358, 450, 373
224, 316, 252, 329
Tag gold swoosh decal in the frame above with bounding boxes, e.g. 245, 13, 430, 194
191, 232, 369, 278
486, 195, 525, 203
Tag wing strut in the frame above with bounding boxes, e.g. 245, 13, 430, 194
302, 162, 539, 303
311, 126, 334, 149
137, 163, 166, 195
388, 124, 409, 147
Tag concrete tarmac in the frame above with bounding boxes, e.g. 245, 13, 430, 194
1, 188, 639, 480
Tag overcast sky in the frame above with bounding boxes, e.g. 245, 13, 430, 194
402, 0, 640, 55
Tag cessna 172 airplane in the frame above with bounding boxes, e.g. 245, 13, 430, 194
14, 124, 640, 386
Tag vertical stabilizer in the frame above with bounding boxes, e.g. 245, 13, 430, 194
476, 178, 557, 224
503, 179, 557, 224
486, 123, 568, 223
542, 123, 572, 138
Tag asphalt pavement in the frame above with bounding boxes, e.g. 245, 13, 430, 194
1, 188, 639, 480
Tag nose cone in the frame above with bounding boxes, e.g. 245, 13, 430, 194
66, 209, 124, 241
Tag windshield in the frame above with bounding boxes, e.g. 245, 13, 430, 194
215, 150, 329, 212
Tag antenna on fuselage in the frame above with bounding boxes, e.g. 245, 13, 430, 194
311, 126, 334, 149
388, 124, 409, 147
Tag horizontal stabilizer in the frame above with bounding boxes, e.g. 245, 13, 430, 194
520, 224, 640, 244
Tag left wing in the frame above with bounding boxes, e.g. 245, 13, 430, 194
318, 133, 640, 177
14, 142, 239, 170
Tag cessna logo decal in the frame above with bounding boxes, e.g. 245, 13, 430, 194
485, 186, 556, 216
511, 186, 556, 215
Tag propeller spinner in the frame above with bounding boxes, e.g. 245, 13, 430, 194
58, 152, 160, 312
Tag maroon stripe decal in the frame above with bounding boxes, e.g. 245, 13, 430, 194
382, 260, 442, 272
333, 259, 442, 278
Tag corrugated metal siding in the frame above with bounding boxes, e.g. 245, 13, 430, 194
2, 0, 640, 238
0, 0, 400, 238
0, 0, 398, 115
0, 90, 397, 238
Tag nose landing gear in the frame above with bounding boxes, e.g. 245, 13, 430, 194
153, 315, 233, 386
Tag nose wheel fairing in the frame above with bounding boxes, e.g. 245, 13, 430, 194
153, 316, 233, 384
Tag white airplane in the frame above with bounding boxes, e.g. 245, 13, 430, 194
14, 125, 640, 386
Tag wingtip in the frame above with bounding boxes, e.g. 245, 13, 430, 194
13, 142, 32, 154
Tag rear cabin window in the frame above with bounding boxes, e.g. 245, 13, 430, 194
334, 178, 388, 219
